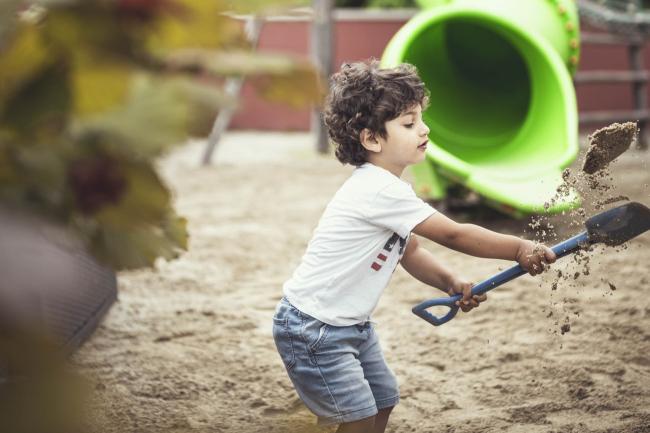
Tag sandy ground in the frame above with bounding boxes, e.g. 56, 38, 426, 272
73, 132, 650, 433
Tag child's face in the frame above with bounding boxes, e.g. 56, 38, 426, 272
375, 104, 430, 175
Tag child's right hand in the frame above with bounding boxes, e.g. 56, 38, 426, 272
515, 239, 556, 276
447, 277, 486, 312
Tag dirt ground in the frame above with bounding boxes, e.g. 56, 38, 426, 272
74, 132, 650, 433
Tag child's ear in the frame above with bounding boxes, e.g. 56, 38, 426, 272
360, 129, 381, 153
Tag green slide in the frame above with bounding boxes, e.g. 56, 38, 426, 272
381, 0, 581, 217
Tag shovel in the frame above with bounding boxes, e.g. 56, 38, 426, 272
412, 201, 650, 326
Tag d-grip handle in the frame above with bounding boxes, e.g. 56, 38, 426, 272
411, 232, 590, 326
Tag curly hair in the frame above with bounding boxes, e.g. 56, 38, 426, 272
323, 60, 429, 166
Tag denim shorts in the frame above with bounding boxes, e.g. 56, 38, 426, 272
272, 297, 399, 426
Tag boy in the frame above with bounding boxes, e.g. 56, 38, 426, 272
272, 60, 555, 433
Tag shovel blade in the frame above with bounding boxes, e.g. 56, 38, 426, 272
586, 201, 650, 246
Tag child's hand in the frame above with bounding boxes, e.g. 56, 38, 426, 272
515, 240, 556, 276
447, 277, 487, 312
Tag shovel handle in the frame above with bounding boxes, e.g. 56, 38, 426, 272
412, 231, 590, 326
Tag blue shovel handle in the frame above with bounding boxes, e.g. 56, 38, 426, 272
412, 231, 590, 326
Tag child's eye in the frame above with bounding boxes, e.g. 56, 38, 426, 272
404, 123, 414, 128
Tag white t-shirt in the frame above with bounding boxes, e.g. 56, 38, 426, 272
283, 163, 436, 326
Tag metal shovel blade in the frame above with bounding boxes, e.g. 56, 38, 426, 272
586, 201, 650, 246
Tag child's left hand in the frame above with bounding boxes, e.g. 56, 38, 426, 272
447, 277, 486, 312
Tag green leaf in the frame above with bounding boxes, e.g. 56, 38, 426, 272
251, 60, 324, 108
92, 159, 171, 226
88, 209, 188, 270
70, 58, 133, 116
0, 23, 54, 115
41, 8, 136, 116
13, 144, 68, 211
163, 212, 189, 250
0, 60, 72, 138
75, 75, 227, 158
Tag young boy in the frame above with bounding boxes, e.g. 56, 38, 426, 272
272, 60, 555, 433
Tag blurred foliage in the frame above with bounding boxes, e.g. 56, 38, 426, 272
0, 323, 89, 433
0, 0, 321, 271
336, 0, 417, 7
366, 0, 417, 7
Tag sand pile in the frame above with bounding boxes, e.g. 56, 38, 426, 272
582, 122, 637, 174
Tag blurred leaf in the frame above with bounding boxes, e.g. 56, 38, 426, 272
67, 156, 188, 270
89, 208, 188, 270
12, 144, 69, 211
44, 6, 133, 59
71, 57, 133, 116
145, 0, 245, 56
92, 159, 170, 226
251, 60, 323, 108
167, 49, 322, 107
75, 75, 227, 158
0, 0, 323, 273
163, 212, 188, 250
42, 8, 138, 116
168, 48, 298, 75
367, 0, 417, 7
0, 325, 88, 433
0, 141, 17, 185
0, 23, 54, 115
66, 153, 128, 216
1, 60, 71, 138
0, 0, 21, 42
225, 0, 310, 14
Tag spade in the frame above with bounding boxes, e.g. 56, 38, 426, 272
412, 202, 650, 326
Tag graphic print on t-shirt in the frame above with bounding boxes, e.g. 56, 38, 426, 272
370, 233, 407, 271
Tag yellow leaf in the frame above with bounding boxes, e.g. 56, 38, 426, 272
146, 0, 244, 56
93, 160, 170, 227
226, 0, 309, 14
71, 57, 132, 116
251, 61, 324, 108
166, 49, 322, 108
44, 7, 124, 57
0, 23, 53, 115
163, 213, 189, 250
75, 75, 227, 157
2, 60, 71, 138
168, 49, 296, 76
90, 211, 188, 270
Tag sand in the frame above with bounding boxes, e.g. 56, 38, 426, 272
531, 123, 645, 337
73, 132, 650, 433
582, 123, 638, 175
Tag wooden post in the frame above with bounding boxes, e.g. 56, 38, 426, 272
201, 16, 264, 166
311, 0, 334, 154
629, 38, 648, 150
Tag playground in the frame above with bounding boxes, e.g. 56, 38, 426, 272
74, 131, 650, 433
1, 1, 649, 432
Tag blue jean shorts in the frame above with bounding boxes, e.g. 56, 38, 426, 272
272, 297, 399, 426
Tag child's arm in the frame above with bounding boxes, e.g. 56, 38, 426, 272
413, 212, 556, 275
401, 236, 485, 311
